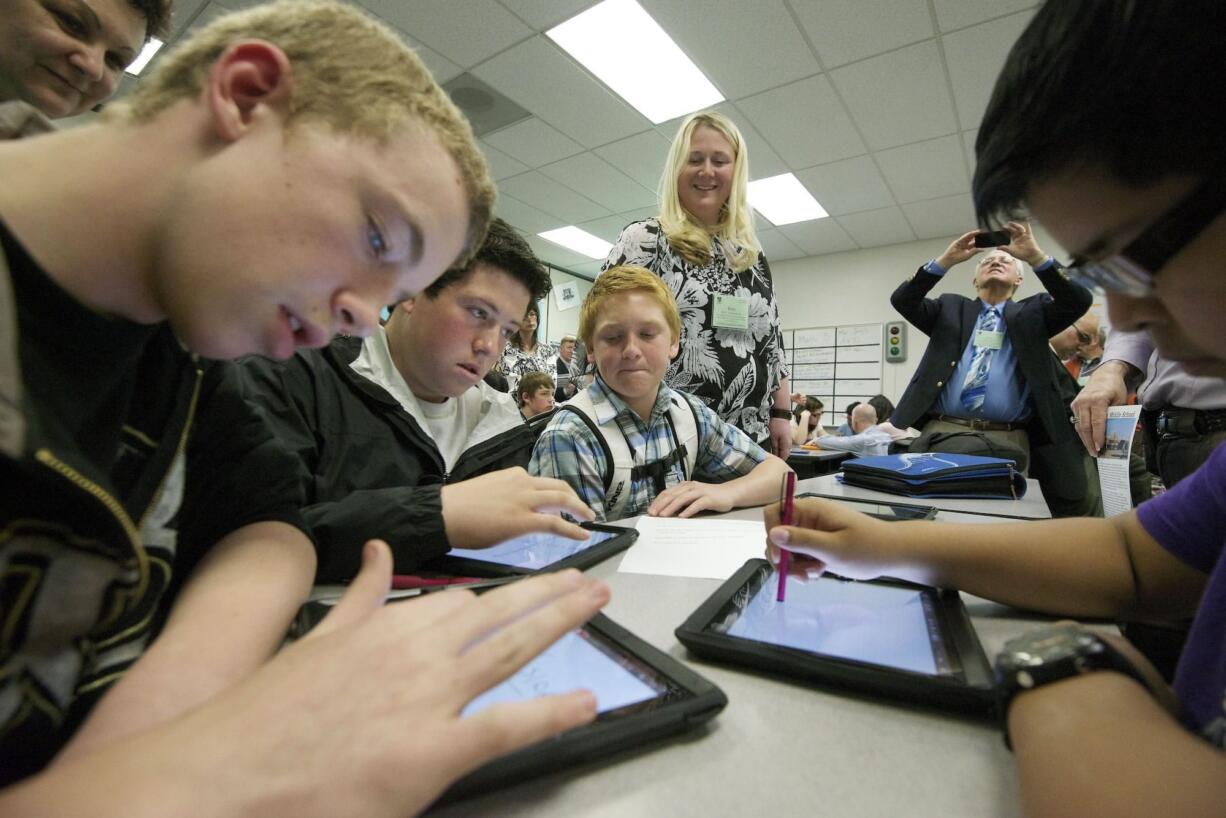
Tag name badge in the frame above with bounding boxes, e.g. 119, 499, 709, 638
974, 329, 1004, 350
712, 294, 750, 330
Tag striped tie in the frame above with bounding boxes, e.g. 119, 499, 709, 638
960, 307, 999, 412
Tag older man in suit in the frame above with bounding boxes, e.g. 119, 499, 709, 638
890, 222, 1099, 516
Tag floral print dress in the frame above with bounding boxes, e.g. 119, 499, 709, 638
602, 218, 788, 445
498, 340, 558, 396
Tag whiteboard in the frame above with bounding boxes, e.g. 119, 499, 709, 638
837, 324, 881, 346
793, 347, 836, 364
836, 345, 881, 363
794, 327, 836, 347
791, 363, 835, 379
836, 379, 882, 394
836, 362, 880, 379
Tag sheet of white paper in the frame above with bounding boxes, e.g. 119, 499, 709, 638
617, 517, 767, 580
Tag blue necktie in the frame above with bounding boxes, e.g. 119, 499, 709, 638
960, 308, 1000, 412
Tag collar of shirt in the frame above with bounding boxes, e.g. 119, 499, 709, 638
589, 373, 674, 427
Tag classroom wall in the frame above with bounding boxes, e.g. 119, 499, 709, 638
769, 224, 1066, 404
541, 268, 593, 344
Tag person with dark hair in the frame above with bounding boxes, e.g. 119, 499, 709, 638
836, 401, 859, 436
237, 218, 594, 582
866, 394, 895, 426
518, 370, 555, 419
770, 2, 1226, 814
498, 301, 555, 395
0, 0, 173, 119
888, 222, 1100, 517
791, 395, 827, 445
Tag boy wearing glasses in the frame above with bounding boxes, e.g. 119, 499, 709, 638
768, 1, 1226, 814
888, 221, 1099, 517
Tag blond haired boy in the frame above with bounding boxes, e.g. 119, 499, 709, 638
531, 265, 789, 521
0, 2, 607, 813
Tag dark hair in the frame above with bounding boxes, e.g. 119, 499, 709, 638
792, 395, 824, 422
973, 0, 1224, 225
867, 394, 894, 424
127, 0, 173, 39
517, 371, 553, 404
844, 401, 860, 418
424, 218, 552, 304
509, 302, 541, 352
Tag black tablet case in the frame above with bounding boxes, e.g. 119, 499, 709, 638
675, 560, 996, 716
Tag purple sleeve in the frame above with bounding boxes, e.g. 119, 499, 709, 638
1135, 443, 1226, 574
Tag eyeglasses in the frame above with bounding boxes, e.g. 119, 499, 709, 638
1067, 176, 1225, 297
1072, 324, 1092, 345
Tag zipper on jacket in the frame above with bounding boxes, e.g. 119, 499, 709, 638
33, 448, 148, 603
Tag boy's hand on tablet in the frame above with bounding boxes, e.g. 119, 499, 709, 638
203, 541, 609, 817
763, 498, 896, 581
441, 468, 595, 548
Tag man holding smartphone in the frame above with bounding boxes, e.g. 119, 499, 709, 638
888, 222, 1100, 516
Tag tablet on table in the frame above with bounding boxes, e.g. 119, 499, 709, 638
437, 612, 727, 805
430, 522, 638, 577
797, 493, 939, 521
675, 559, 995, 715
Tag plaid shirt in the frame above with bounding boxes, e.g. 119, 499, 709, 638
530, 376, 767, 521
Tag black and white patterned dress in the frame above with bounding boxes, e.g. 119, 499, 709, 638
498, 340, 558, 396
602, 218, 788, 445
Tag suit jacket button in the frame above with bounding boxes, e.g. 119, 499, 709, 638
936, 381, 944, 387
950, 361, 957, 366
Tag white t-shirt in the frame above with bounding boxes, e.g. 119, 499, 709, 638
350, 329, 484, 472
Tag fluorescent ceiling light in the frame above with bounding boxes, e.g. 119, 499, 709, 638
538, 226, 614, 259
747, 173, 829, 226
124, 37, 164, 76
547, 0, 723, 124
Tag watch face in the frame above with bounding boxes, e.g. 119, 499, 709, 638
999, 623, 1103, 671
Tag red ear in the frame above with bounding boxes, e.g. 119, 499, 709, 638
205, 40, 293, 141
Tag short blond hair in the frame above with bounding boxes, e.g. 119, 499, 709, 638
116, 0, 494, 266
658, 111, 761, 273
579, 266, 680, 350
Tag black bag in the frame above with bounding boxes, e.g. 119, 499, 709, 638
909, 430, 1028, 473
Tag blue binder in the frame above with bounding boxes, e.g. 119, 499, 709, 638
838, 452, 1026, 500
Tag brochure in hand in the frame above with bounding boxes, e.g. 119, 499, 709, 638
838, 452, 1026, 500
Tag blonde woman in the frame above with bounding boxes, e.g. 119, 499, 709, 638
602, 111, 792, 458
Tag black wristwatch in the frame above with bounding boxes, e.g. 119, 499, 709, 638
994, 623, 1151, 749
769, 408, 793, 421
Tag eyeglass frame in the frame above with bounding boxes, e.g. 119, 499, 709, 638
1065, 175, 1225, 297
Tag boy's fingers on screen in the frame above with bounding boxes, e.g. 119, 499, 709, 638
452, 691, 598, 768
531, 489, 596, 522
443, 570, 596, 653
454, 578, 610, 699
308, 539, 392, 638
536, 514, 592, 541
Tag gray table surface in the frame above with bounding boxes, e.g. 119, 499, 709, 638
797, 473, 1052, 519
431, 503, 1052, 818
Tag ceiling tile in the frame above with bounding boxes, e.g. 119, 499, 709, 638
792, 0, 934, 68
478, 140, 530, 180
875, 135, 968, 202
641, 0, 821, 98
778, 218, 859, 256
795, 155, 895, 216
499, 172, 612, 223
527, 234, 596, 269
594, 130, 672, 189
933, 0, 1037, 32
734, 76, 866, 168
942, 11, 1035, 130
170, 0, 213, 35
540, 154, 657, 213
473, 36, 651, 147
362, 0, 532, 67
830, 41, 958, 150
758, 228, 805, 262
495, 194, 566, 235
497, 0, 595, 29
836, 207, 917, 248
483, 118, 584, 167
578, 215, 639, 244
961, 129, 978, 182
569, 259, 606, 278
901, 194, 977, 240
